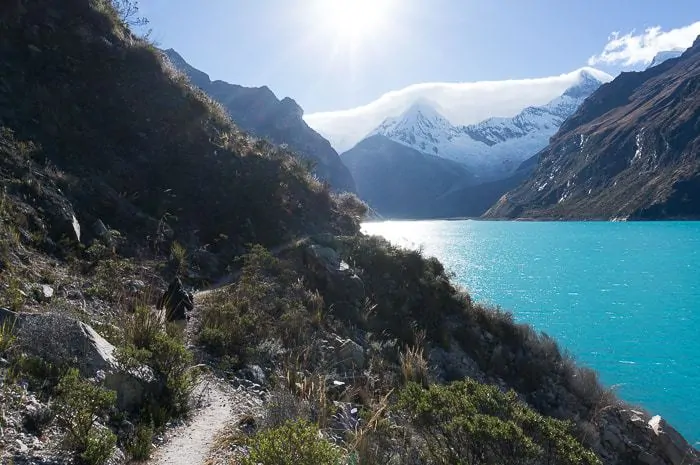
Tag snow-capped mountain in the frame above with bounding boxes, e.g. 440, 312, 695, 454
370, 69, 611, 180
647, 50, 685, 69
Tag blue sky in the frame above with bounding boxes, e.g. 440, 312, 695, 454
138, 0, 700, 113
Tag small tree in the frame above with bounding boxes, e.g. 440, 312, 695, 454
111, 0, 149, 28
54, 369, 117, 463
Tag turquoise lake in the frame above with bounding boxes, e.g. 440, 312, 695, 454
362, 220, 700, 443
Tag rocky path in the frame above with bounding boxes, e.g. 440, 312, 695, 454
148, 377, 237, 465
148, 282, 267, 465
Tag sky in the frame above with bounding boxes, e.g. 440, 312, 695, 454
138, 0, 699, 111
137, 0, 699, 150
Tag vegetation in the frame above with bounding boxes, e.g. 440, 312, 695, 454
198, 245, 320, 365
0, 0, 673, 463
116, 305, 196, 427
54, 369, 117, 464
240, 420, 343, 465
396, 380, 601, 465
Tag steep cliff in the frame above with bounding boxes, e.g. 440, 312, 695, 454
486, 37, 700, 220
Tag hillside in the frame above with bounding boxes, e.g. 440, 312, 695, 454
162, 49, 357, 193
341, 135, 537, 219
341, 135, 478, 218
486, 37, 700, 220
0, 1, 697, 465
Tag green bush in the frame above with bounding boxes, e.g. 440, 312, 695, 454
396, 380, 600, 465
336, 235, 463, 346
116, 335, 195, 426
127, 423, 154, 460
53, 369, 116, 458
240, 420, 343, 465
117, 307, 195, 427
198, 245, 317, 362
81, 427, 117, 465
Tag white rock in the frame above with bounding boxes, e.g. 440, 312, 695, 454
16, 439, 28, 453
41, 285, 54, 299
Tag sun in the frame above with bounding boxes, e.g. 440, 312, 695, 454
314, 0, 394, 45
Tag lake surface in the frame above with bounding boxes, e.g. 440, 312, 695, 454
362, 220, 700, 442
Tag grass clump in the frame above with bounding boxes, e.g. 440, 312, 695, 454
117, 305, 196, 427
396, 380, 600, 465
0, 318, 16, 355
240, 419, 343, 465
53, 369, 117, 464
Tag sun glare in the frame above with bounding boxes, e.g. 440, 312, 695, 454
315, 0, 394, 45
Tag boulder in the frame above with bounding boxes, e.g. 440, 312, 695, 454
92, 219, 109, 238
0, 309, 156, 412
649, 416, 698, 465
597, 409, 700, 465
303, 244, 365, 304
33, 284, 54, 302
334, 337, 365, 370
428, 341, 486, 383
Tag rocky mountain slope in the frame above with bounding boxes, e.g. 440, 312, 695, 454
0, 1, 697, 464
341, 135, 477, 218
372, 69, 611, 181
342, 134, 538, 218
162, 49, 356, 193
486, 37, 700, 220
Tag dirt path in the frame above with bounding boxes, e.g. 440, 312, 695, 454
148, 272, 271, 465
148, 377, 237, 465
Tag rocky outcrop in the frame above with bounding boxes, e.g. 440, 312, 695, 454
596, 409, 699, 465
302, 243, 365, 305
486, 36, 700, 220
162, 49, 356, 193
0, 309, 156, 412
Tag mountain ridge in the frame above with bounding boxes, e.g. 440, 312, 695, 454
485, 36, 700, 220
371, 68, 611, 181
162, 49, 357, 193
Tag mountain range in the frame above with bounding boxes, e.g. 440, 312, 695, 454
486, 38, 700, 219
341, 69, 610, 218
162, 49, 356, 193
370, 68, 611, 182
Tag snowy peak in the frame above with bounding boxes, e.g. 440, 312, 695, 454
647, 50, 685, 69
376, 99, 450, 132
563, 68, 612, 99
372, 99, 452, 155
366, 68, 609, 180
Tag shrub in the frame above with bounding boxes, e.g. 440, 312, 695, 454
336, 235, 463, 346
240, 420, 343, 465
53, 369, 116, 457
396, 380, 600, 465
81, 427, 118, 465
399, 343, 429, 387
170, 240, 188, 276
116, 328, 195, 426
198, 245, 317, 362
127, 423, 154, 460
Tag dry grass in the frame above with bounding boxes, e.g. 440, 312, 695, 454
399, 330, 429, 387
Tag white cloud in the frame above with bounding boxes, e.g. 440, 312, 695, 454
304, 67, 612, 153
588, 21, 700, 66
